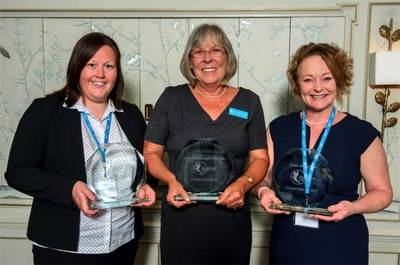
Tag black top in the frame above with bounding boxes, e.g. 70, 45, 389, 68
5, 94, 147, 251
269, 111, 379, 265
145, 84, 266, 174
145, 84, 266, 264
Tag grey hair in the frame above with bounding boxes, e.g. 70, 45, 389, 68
180, 23, 238, 87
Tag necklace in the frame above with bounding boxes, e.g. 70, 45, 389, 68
305, 119, 329, 125
304, 110, 335, 125
195, 85, 227, 99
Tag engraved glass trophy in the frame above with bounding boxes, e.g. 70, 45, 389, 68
86, 142, 148, 209
174, 139, 236, 202
271, 148, 334, 216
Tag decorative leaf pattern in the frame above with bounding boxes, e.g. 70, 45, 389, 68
368, 4, 400, 208
0, 11, 397, 210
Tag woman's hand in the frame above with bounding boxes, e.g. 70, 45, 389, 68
72, 181, 99, 217
311, 200, 355, 222
216, 180, 246, 209
131, 184, 156, 207
144, 141, 192, 208
258, 186, 288, 215
166, 179, 192, 208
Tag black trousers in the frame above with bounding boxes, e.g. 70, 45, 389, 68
33, 239, 139, 265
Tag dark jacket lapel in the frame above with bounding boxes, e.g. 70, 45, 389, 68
65, 107, 86, 182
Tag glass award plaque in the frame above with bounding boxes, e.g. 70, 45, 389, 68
174, 139, 236, 202
86, 142, 148, 209
271, 148, 334, 216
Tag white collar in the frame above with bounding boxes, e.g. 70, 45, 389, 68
63, 98, 123, 121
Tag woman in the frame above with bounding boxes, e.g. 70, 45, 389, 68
253, 42, 393, 264
5, 32, 156, 265
144, 24, 269, 264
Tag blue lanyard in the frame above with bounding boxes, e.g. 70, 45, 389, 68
301, 107, 336, 205
81, 112, 112, 162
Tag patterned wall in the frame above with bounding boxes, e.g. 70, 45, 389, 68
0, 14, 370, 194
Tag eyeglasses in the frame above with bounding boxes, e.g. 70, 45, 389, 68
190, 48, 226, 58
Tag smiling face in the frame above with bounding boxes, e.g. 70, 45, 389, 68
190, 36, 228, 89
298, 55, 337, 113
79, 45, 117, 106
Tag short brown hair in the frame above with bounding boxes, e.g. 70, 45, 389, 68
52, 32, 124, 109
287, 42, 353, 98
180, 23, 238, 87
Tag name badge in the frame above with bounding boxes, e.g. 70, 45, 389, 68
228, 108, 248, 119
294, 212, 319, 229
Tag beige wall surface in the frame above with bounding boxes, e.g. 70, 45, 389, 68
0, 1, 399, 264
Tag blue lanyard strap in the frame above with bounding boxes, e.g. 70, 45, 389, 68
81, 112, 113, 162
301, 107, 336, 199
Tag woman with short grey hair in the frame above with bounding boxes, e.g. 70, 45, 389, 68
144, 23, 269, 264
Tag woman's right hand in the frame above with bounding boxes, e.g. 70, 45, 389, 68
72, 181, 99, 217
258, 186, 288, 215
166, 179, 192, 208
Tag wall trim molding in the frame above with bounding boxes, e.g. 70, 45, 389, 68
0, 4, 357, 19
0, 0, 353, 12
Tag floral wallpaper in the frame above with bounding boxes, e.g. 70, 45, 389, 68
0, 15, 365, 196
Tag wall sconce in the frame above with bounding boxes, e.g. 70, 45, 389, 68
369, 18, 400, 140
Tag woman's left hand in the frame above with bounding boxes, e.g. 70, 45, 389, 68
216, 180, 246, 209
311, 200, 355, 222
131, 184, 156, 207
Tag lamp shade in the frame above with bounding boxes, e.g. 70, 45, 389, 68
369, 51, 400, 88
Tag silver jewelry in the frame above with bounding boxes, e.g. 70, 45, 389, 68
257, 186, 270, 199
195, 85, 227, 99
305, 119, 329, 125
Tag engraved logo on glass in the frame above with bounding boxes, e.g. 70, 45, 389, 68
174, 138, 236, 202
290, 169, 304, 185
271, 148, 334, 216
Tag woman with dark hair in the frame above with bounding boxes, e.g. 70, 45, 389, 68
5, 32, 156, 265
144, 23, 269, 264
253, 42, 392, 264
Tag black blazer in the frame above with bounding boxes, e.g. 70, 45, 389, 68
5, 94, 147, 251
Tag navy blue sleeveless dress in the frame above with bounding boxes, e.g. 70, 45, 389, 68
269, 112, 379, 265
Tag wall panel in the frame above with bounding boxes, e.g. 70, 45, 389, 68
0, 18, 44, 186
